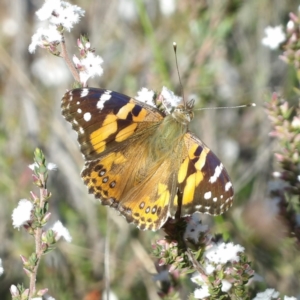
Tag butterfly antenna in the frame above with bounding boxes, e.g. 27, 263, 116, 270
195, 103, 256, 111
173, 42, 185, 107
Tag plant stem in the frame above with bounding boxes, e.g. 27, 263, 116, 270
60, 35, 80, 83
28, 174, 47, 299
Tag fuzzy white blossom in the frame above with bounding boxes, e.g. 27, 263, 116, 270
73, 52, 103, 85
205, 242, 244, 264
10, 285, 19, 296
36, 0, 84, 31
291, 116, 300, 129
29, 0, 84, 53
184, 212, 208, 242
135, 88, 155, 107
252, 288, 280, 300
221, 279, 232, 292
160, 86, 182, 108
262, 26, 286, 50
52, 220, 72, 242
28, 162, 58, 171
29, 26, 62, 53
12, 199, 33, 229
194, 285, 210, 299
159, 0, 176, 16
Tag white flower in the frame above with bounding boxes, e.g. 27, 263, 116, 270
191, 272, 206, 286
252, 288, 280, 300
28, 162, 58, 171
36, 0, 84, 31
135, 88, 155, 107
159, 0, 176, 16
0, 258, 4, 276
47, 162, 58, 170
160, 86, 182, 108
36, 0, 61, 20
291, 116, 300, 129
205, 242, 244, 264
74, 52, 104, 85
284, 296, 297, 300
29, 26, 62, 53
12, 199, 33, 229
221, 279, 232, 292
287, 20, 295, 31
50, 3, 84, 31
194, 285, 210, 299
261, 26, 286, 50
10, 285, 19, 296
52, 220, 72, 242
204, 263, 215, 274
184, 212, 208, 243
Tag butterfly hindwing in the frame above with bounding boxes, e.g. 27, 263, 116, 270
178, 132, 234, 216
81, 136, 179, 230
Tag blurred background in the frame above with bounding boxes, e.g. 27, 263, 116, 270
0, 0, 299, 299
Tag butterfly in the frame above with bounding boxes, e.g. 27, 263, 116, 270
61, 87, 234, 231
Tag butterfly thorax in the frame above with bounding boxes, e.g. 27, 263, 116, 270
147, 111, 188, 162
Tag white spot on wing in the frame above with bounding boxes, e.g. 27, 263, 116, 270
79, 127, 84, 134
83, 112, 91, 122
225, 181, 232, 191
73, 119, 78, 125
213, 197, 217, 202
209, 164, 223, 183
204, 191, 212, 200
97, 93, 111, 109
80, 88, 89, 98
77, 108, 82, 114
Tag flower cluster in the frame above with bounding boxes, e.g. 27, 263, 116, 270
153, 213, 254, 299
72, 36, 104, 86
10, 149, 71, 299
253, 288, 297, 300
29, 0, 84, 54
280, 8, 300, 74
265, 93, 300, 242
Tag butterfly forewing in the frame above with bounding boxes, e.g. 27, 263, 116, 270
61, 88, 164, 160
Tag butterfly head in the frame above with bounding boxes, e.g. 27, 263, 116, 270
171, 103, 194, 125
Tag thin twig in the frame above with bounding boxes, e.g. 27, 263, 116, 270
60, 36, 80, 83
28, 174, 47, 299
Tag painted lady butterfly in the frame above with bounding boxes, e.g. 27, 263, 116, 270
61, 87, 234, 230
